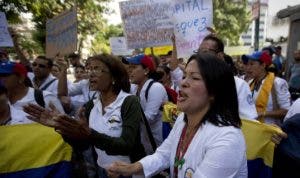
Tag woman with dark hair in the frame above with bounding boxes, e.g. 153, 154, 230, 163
24, 54, 146, 178
124, 54, 168, 154
108, 53, 247, 178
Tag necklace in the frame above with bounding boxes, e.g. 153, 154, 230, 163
174, 124, 199, 177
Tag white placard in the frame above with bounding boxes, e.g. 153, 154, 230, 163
0, 12, 13, 47
109, 37, 134, 56
171, 0, 213, 58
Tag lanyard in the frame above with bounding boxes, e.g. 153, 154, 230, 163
173, 124, 198, 178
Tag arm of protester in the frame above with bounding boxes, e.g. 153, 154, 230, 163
108, 161, 144, 177
168, 34, 179, 71
56, 57, 69, 98
9, 28, 31, 67
257, 109, 288, 121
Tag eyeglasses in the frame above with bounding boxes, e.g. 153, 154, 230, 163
87, 68, 109, 76
32, 62, 47, 68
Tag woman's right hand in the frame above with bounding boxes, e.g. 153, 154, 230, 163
107, 161, 143, 177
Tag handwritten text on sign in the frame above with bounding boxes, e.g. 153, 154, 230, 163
0, 12, 13, 47
120, 0, 173, 49
171, 0, 212, 58
46, 8, 77, 58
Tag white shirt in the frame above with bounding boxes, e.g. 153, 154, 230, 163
28, 72, 58, 95
131, 79, 168, 154
284, 98, 300, 122
234, 77, 258, 120
139, 114, 248, 178
6, 105, 28, 125
170, 67, 183, 89
10, 87, 65, 124
89, 90, 131, 168
252, 77, 291, 125
68, 79, 97, 102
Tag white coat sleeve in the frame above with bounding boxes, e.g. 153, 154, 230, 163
273, 78, 291, 110
68, 79, 88, 96
43, 92, 65, 114
143, 83, 167, 124
234, 77, 258, 120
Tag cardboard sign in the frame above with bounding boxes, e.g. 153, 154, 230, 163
120, 0, 173, 49
46, 7, 77, 58
0, 12, 13, 47
109, 37, 134, 56
171, 0, 213, 58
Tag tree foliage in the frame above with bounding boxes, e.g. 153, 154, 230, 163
213, 0, 251, 46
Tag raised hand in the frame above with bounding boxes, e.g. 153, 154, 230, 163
55, 57, 69, 72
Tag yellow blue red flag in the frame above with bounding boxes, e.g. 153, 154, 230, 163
0, 123, 72, 178
241, 119, 283, 178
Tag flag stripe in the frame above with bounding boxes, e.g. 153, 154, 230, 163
0, 124, 72, 174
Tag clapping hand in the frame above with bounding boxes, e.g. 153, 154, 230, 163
23, 102, 61, 127
53, 107, 91, 140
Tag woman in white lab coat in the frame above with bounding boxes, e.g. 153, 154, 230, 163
108, 53, 248, 178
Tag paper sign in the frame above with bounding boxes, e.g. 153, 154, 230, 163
0, 12, 13, 47
109, 37, 134, 56
171, 0, 213, 58
119, 0, 173, 49
46, 7, 77, 58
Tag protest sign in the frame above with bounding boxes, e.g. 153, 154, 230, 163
0, 12, 13, 47
119, 0, 173, 49
109, 37, 134, 56
171, 0, 213, 58
46, 7, 77, 58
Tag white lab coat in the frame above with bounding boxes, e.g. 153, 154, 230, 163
139, 114, 248, 178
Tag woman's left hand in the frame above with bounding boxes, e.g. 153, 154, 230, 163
23, 102, 61, 127
54, 107, 92, 140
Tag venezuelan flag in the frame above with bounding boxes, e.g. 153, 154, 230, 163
241, 119, 283, 178
0, 123, 72, 178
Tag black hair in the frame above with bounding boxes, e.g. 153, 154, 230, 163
90, 54, 130, 94
187, 53, 241, 128
157, 65, 171, 75
224, 54, 238, 75
36, 56, 54, 68
203, 35, 225, 53
0, 85, 7, 95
